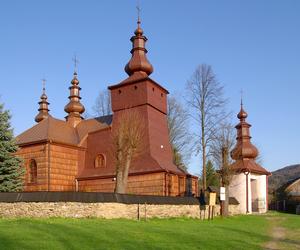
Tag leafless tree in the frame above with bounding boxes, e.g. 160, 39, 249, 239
210, 121, 235, 216
186, 64, 228, 190
111, 110, 145, 194
92, 89, 112, 117
167, 96, 193, 170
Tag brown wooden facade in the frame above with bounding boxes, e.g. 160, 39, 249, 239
16, 17, 198, 197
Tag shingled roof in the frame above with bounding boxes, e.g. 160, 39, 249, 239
16, 115, 111, 147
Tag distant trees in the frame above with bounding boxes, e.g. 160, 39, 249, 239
167, 96, 192, 171
93, 89, 112, 117
111, 110, 145, 194
0, 103, 24, 191
186, 64, 228, 190
206, 160, 219, 187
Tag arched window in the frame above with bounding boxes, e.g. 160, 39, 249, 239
94, 154, 106, 168
29, 159, 37, 184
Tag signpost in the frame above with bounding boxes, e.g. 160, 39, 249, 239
220, 187, 226, 217
208, 192, 216, 220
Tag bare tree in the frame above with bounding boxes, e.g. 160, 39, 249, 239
167, 96, 193, 170
186, 64, 227, 190
210, 122, 235, 216
112, 110, 145, 194
93, 89, 112, 117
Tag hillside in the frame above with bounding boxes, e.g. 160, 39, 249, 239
268, 164, 300, 193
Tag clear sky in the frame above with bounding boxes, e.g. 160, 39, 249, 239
0, 0, 299, 175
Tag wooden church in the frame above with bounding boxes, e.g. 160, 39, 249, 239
16, 17, 199, 196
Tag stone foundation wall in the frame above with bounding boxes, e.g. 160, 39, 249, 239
0, 202, 239, 219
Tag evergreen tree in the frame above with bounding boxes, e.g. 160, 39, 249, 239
206, 160, 219, 187
0, 103, 24, 191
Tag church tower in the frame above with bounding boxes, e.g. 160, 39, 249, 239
64, 71, 85, 127
229, 101, 270, 214
108, 15, 187, 195
35, 79, 50, 123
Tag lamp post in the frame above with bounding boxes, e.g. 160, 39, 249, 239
244, 169, 250, 214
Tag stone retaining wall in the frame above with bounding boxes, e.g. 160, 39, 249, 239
0, 202, 239, 219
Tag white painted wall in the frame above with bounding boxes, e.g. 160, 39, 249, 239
229, 173, 267, 214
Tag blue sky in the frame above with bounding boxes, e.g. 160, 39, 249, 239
0, 0, 299, 174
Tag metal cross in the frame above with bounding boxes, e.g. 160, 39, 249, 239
136, 1, 141, 24
41, 78, 46, 93
240, 89, 244, 106
72, 54, 79, 73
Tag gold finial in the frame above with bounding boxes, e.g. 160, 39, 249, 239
72, 54, 79, 74
42, 78, 46, 94
136, 1, 141, 27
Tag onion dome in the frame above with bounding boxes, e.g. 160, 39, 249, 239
124, 17, 153, 76
64, 72, 85, 122
230, 103, 259, 160
35, 82, 50, 123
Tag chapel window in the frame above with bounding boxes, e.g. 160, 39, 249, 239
94, 154, 106, 168
29, 159, 37, 184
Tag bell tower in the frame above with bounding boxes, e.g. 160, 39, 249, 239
108, 16, 182, 175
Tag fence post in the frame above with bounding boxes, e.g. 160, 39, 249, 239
144, 202, 147, 221
137, 203, 140, 221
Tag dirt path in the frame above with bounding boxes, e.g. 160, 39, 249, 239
264, 215, 300, 250
264, 225, 286, 250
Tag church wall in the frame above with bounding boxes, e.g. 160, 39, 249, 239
110, 80, 167, 115
17, 144, 49, 191
249, 173, 267, 213
78, 172, 165, 195
229, 173, 247, 214
84, 128, 114, 170
49, 144, 82, 191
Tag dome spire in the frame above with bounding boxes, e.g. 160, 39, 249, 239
35, 78, 50, 123
231, 99, 258, 160
64, 57, 85, 127
124, 5, 153, 76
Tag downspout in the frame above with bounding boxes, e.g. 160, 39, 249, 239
164, 172, 167, 196
266, 175, 268, 211
246, 172, 249, 213
47, 140, 51, 191
75, 178, 79, 192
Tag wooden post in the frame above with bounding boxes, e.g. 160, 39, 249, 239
208, 205, 211, 220
144, 203, 147, 221
137, 203, 140, 221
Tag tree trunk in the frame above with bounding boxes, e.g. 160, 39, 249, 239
115, 166, 125, 193
201, 105, 206, 191
224, 184, 229, 216
122, 151, 132, 194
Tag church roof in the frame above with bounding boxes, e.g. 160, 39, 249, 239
16, 115, 111, 147
230, 159, 270, 175
229, 103, 271, 175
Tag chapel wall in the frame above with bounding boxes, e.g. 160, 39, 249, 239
17, 144, 49, 191
48, 144, 81, 191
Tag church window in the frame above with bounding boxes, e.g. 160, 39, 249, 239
152, 87, 155, 92
29, 159, 37, 184
95, 154, 106, 168
134, 85, 138, 90
118, 89, 122, 94
161, 93, 164, 97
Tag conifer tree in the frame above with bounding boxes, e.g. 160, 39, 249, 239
0, 103, 24, 191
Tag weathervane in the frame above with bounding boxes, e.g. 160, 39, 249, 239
72, 54, 79, 73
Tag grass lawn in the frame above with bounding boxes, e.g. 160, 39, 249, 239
0, 212, 298, 250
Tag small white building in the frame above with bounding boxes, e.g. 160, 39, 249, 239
229, 104, 271, 214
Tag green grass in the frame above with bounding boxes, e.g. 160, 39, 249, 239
0, 213, 293, 250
